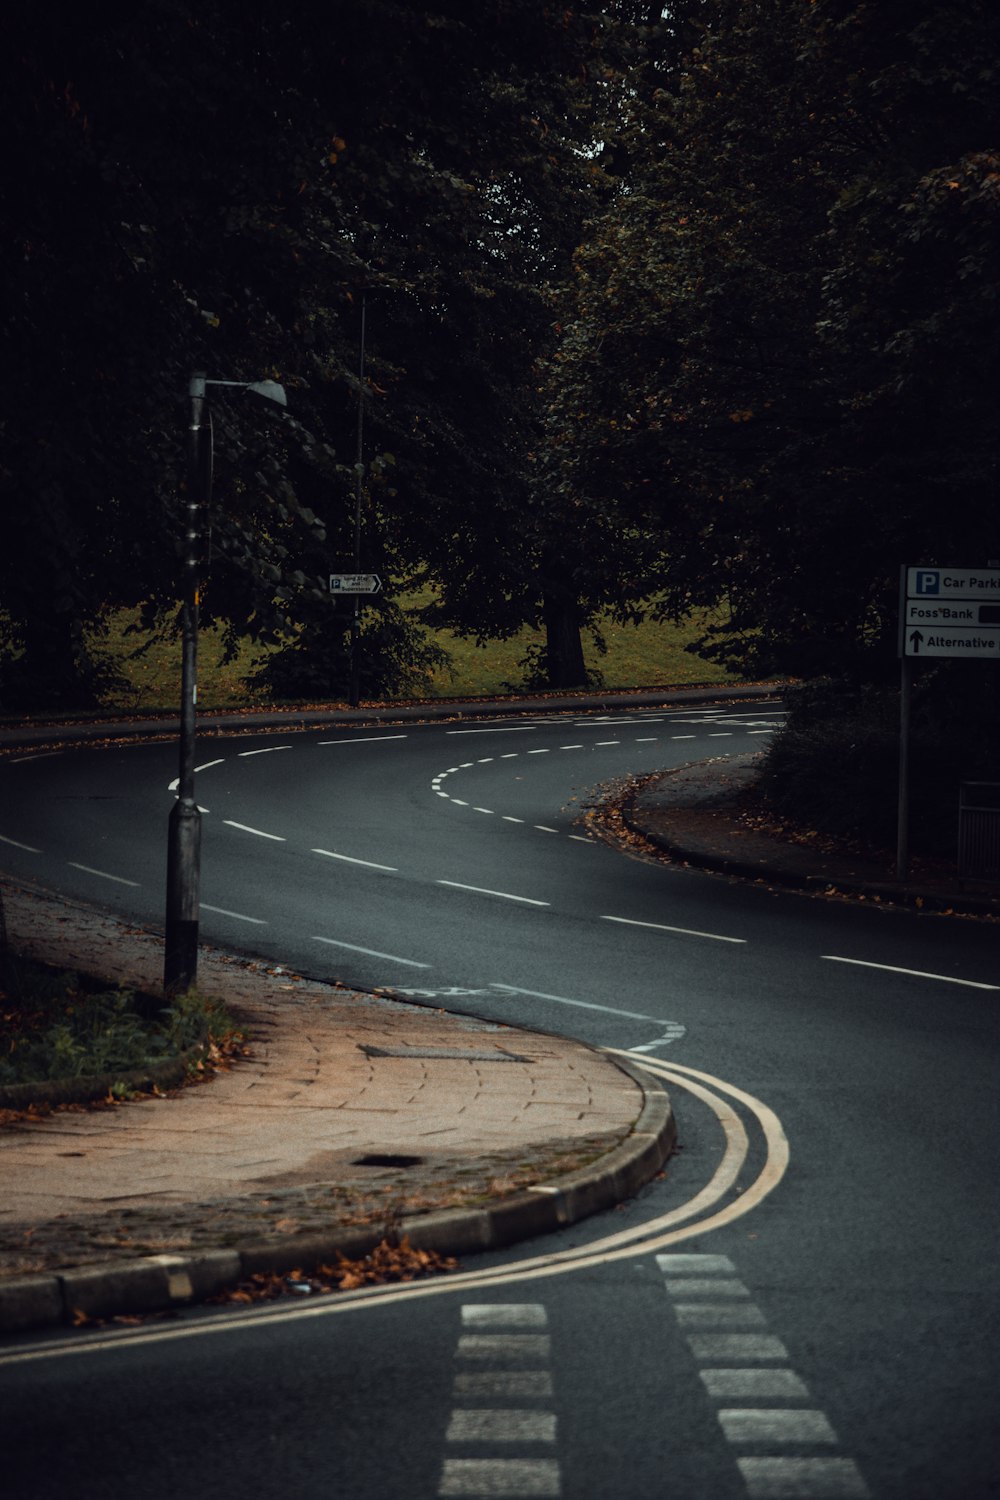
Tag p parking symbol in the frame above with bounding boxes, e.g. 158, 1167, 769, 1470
915, 570, 940, 595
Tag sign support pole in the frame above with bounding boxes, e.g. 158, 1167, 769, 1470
896, 651, 913, 882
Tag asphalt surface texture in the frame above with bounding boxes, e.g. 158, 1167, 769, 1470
1, 690, 993, 1337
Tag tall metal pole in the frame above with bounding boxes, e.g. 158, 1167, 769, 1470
896, 565, 912, 882
896, 652, 913, 882
164, 373, 207, 994
349, 291, 367, 709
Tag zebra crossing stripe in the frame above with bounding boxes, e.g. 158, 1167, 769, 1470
658, 1253, 870, 1499
440, 1304, 561, 1498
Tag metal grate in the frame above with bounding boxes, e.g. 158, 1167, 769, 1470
360, 1045, 532, 1063
958, 782, 1000, 881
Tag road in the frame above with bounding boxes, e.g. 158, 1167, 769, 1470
1, 700, 998, 1499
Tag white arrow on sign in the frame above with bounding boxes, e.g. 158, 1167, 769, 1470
906, 626, 1000, 659
329, 574, 382, 594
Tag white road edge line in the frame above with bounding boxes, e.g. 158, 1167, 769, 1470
602, 914, 746, 944
311, 936, 430, 967
822, 955, 999, 990
223, 821, 286, 841
0, 833, 41, 852
67, 863, 139, 887
438, 881, 549, 907
312, 848, 398, 872
237, 746, 293, 756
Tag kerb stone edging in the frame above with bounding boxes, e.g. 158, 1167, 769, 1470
0, 1056, 674, 1336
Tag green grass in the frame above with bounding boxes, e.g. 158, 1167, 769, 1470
422, 610, 739, 699
83, 600, 740, 714
0, 955, 237, 1088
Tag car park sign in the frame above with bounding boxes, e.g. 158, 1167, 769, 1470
902, 566, 1000, 659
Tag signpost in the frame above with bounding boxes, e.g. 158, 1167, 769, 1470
897, 564, 1000, 879
901, 567, 1000, 659
329, 573, 381, 595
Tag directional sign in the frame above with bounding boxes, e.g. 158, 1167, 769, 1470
329, 573, 382, 595
902, 565, 1000, 658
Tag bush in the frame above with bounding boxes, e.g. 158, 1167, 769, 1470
251, 602, 450, 702
0, 955, 235, 1087
758, 667, 1000, 856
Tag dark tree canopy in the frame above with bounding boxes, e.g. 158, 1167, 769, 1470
1, 2, 609, 703
4, 1, 999, 706
541, 0, 1000, 680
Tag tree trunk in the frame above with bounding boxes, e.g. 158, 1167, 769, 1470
541, 589, 587, 689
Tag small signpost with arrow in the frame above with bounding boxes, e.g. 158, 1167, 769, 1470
329, 573, 382, 595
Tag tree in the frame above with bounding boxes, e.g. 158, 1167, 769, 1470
538, 0, 1000, 682
1, 2, 613, 705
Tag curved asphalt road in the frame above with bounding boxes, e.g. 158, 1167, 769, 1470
1, 700, 998, 1500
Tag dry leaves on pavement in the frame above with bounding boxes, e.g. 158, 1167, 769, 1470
208, 1237, 459, 1306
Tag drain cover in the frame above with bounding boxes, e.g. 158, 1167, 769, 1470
351, 1153, 424, 1169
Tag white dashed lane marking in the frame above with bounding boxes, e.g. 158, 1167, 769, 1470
67, 862, 140, 887
310, 936, 430, 968
316, 735, 408, 746
437, 880, 550, 908
603, 915, 746, 945
312, 848, 398, 872
440, 1304, 560, 1498
822, 955, 999, 990
427, 717, 782, 848
223, 820, 286, 841
658, 1253, 871, 1500
200, 904, 267, 925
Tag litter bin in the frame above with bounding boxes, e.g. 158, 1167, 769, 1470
958, 782, 1000, 882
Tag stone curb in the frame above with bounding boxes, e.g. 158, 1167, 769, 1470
0, 1039, 208, 1112
0, 684, 784, 752
623, 786, 1000, 919
0, 1056, 674, 1336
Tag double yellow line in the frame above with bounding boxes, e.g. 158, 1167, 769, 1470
2, 1059, 788, 1363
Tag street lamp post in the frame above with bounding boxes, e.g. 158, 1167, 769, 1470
163, 371, 287, 995
349, 291, 367, 710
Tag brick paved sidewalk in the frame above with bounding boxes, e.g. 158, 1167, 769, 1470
0, 882, 662, 1298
